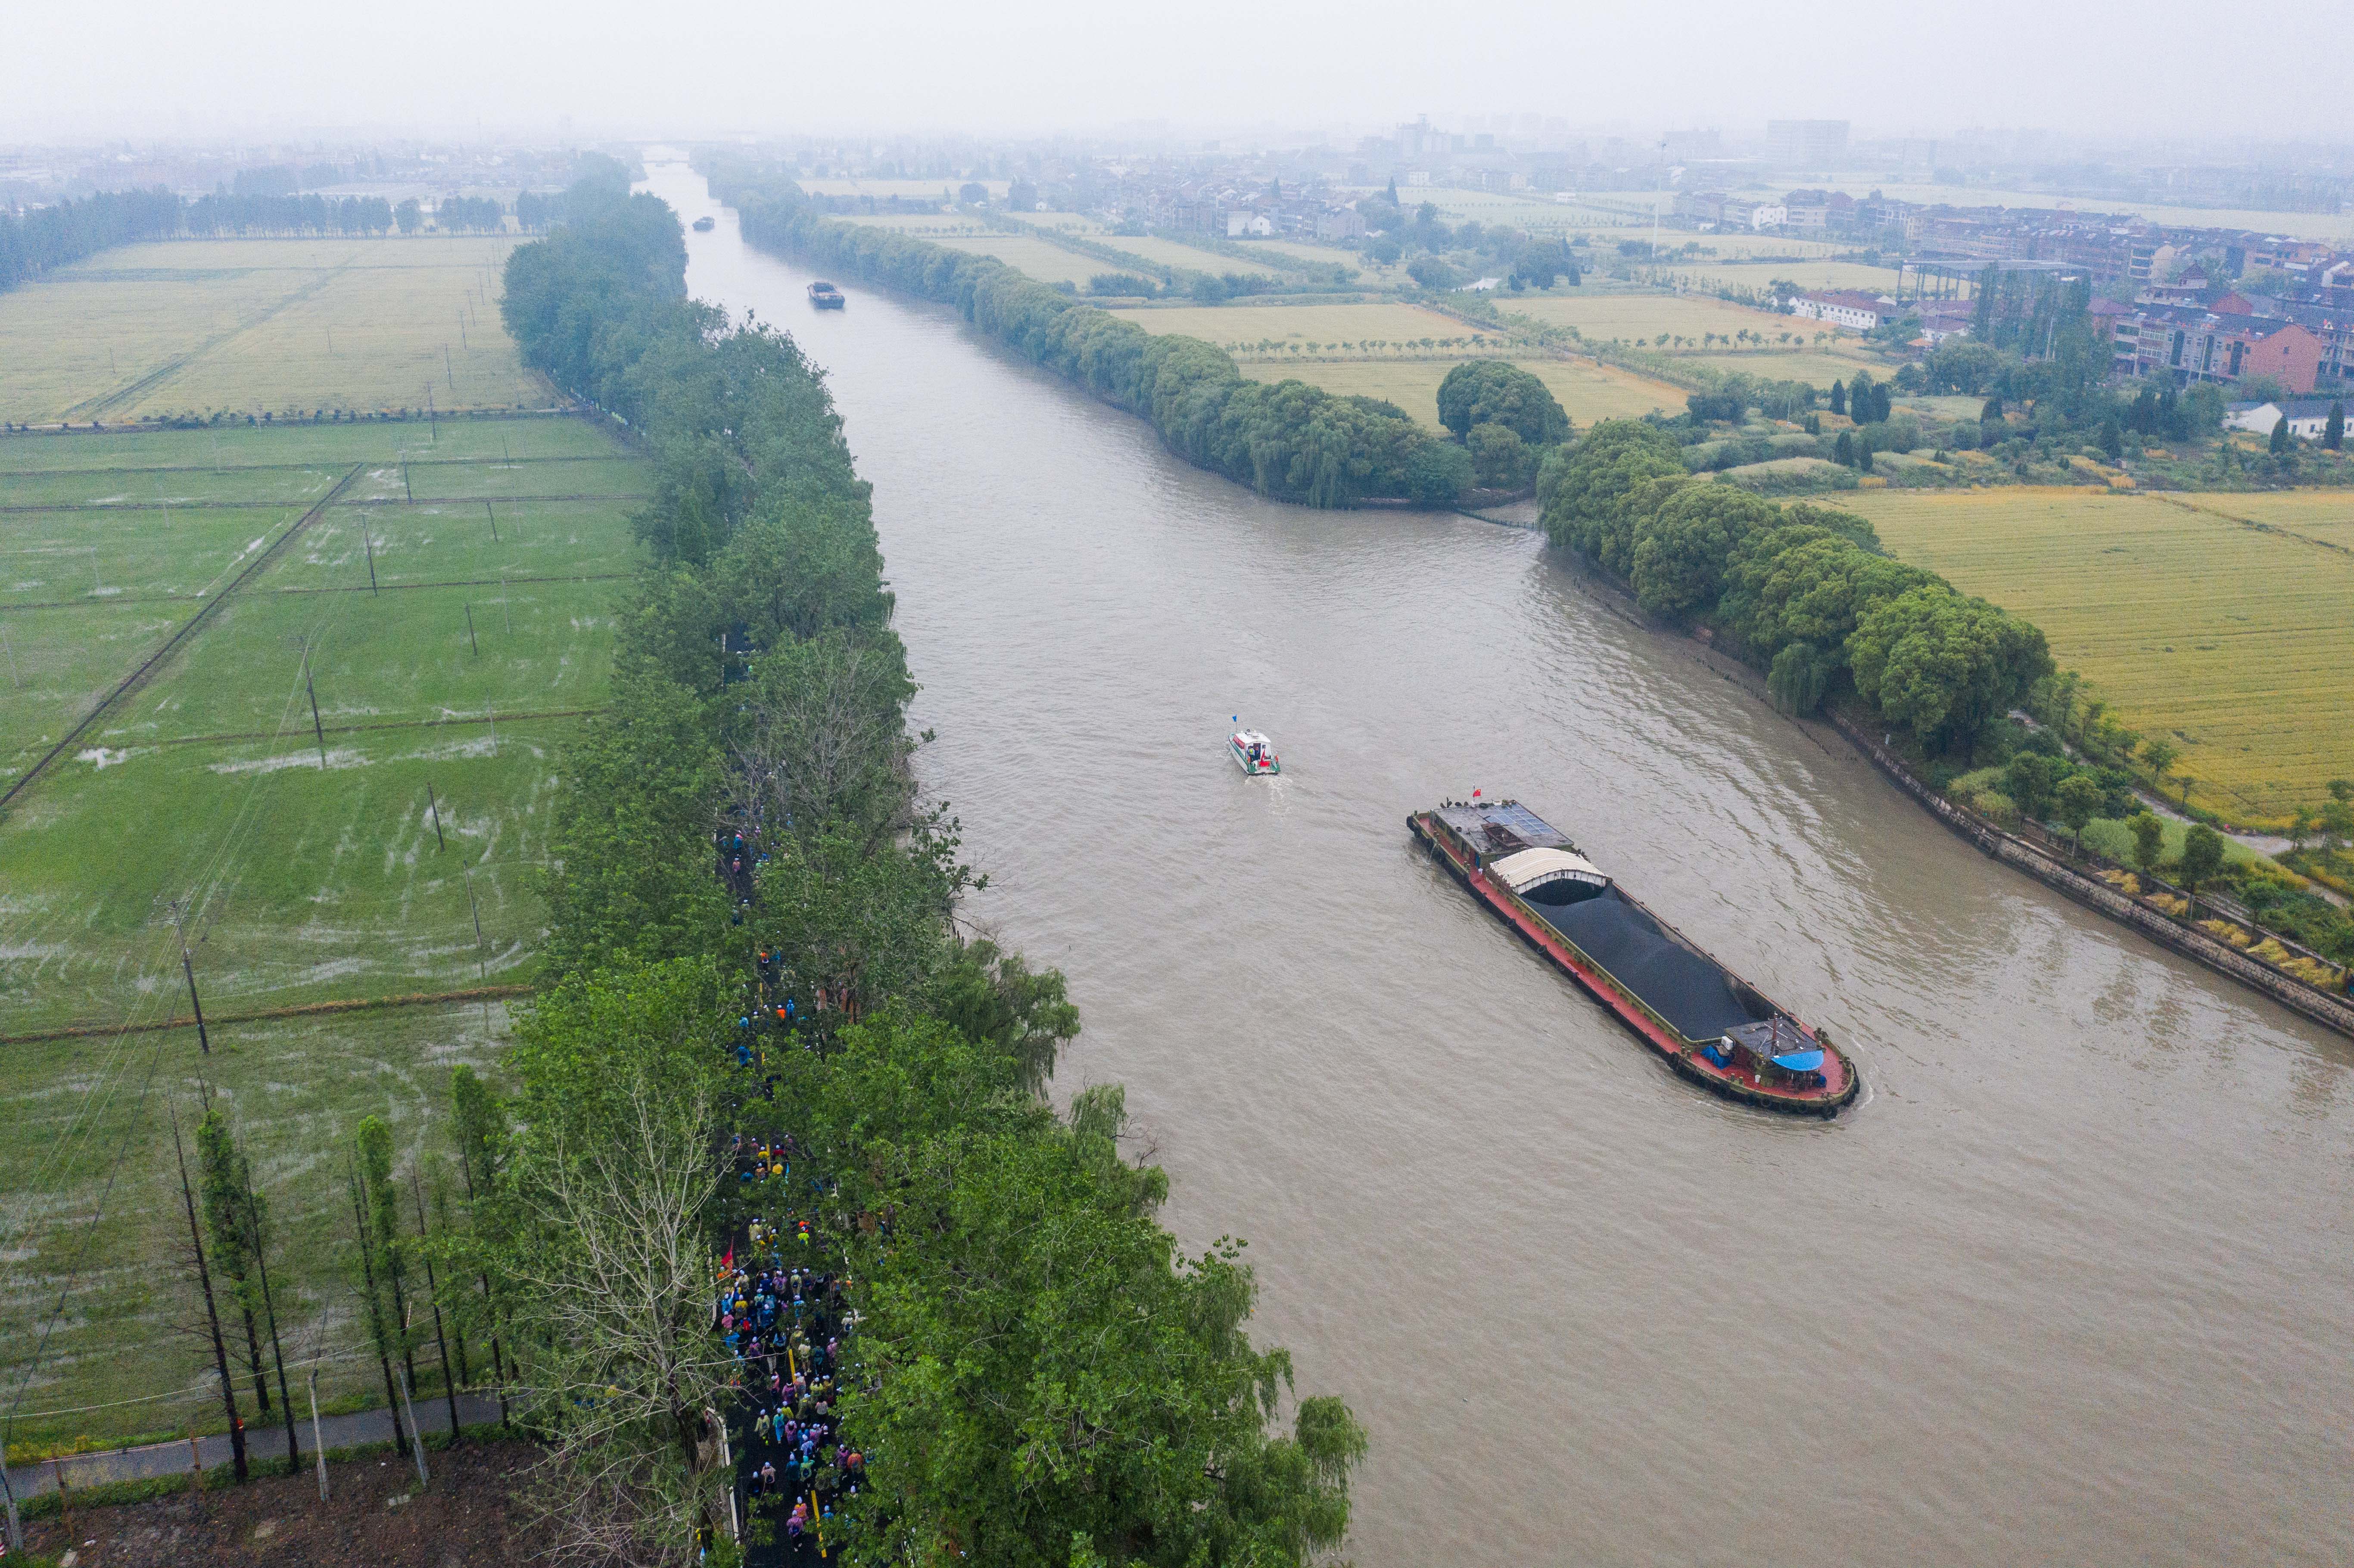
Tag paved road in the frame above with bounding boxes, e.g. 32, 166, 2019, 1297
5, 1392, 504, 1500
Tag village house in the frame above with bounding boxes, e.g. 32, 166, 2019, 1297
2223, 398, 2345, 439
1788, 289, 1897, 330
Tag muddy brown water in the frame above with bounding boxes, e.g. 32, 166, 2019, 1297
642, 163, 2354, 1566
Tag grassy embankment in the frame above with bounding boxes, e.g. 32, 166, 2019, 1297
0, 246, 640, 1453
1843, 487, 2354, 821
0, 236, 540, 425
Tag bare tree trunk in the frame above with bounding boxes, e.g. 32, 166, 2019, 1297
246, 1175, 299, 1471
411, 1167, 464, 1445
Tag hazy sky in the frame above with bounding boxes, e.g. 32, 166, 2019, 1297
8, 0, 2350, 144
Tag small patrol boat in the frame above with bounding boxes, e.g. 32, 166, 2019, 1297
1230, 727, 1279, 775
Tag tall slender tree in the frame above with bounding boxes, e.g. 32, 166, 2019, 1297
356, 1118, 421, 1424
410, 1161, 464, 1444
197, 1109, 298, 1468
171, 1103, 247, 1482
195, 1111, 271, 1419
348, 1147, 411, 1458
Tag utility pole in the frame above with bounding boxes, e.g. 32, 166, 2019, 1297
304, 655, 327, 768
483, 499, 498, 542
362, 517, 378, 593
426, 781, 447, 851
464, 604, 479, 656
173, 902, 212, 1055
308, 1371, 328, 1500
397, 1368, 429, 1484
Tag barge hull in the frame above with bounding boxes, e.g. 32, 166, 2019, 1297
1411, 810, 1858, 1117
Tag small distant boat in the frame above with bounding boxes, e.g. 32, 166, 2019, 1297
692, 215, 716, 232
807, 280, 846, 309
1230, 727, 1279, 775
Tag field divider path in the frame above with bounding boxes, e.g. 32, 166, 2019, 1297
143, 704, 603, 747
0, 462, 364, 809
0, 986, 536, 1048
350, 491, 651, 506
3, 575, 632, 612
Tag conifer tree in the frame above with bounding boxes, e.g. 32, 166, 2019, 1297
2326, 399, 2345, 450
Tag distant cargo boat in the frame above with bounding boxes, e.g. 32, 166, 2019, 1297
807, 280, 846, 309
693, 215, 716, 232
1411, 799, 1859, 1117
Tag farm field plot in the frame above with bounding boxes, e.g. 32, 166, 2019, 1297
2169, 490, 2354, 551
0, 603, 185, 778
1650, 231, 1846, 261
1240, 356, 1684, 429
1227, 239, 1365, 270
0, 462, 346, 510
835, 213, 990, 234
0, 505, 310, 607
1502, 290, 1797, 345
1673, 348, 1882, 389
0, 1001, 508, 1452
1670, 259, 1910, 294
401, 454, 648, 500
921, 233, 1098, 286
1843, 488, 2354, 816
284, 498, 645, 588
1108, 300, 1499, 349
0, 236, 547, 424
0, 417, 617, 473
799, 177, 1003, 199
110, 572, 617, 742
1080, 236, 1268, 276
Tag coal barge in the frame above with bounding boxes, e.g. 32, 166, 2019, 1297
1411, 799, 1859, 1117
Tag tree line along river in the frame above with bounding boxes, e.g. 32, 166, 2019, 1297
641, 160, 2354, 1567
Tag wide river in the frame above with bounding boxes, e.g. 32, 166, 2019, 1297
642, 163, 2351, 1565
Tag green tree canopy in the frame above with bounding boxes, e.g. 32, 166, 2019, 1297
1540, 419, 1685, 561
1436, 360, 1571, 445
1629, 485, 1778, 616
1847, 586, 2054, 751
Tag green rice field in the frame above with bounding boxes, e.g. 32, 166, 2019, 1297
1843, 487, 2354, 818
0, 236, 550, 424
0, 416, 644, 1450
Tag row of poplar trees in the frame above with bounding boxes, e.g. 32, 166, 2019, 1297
167, 1068, 508, 1484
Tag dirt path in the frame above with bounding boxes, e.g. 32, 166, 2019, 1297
16, 1429, 531, 1568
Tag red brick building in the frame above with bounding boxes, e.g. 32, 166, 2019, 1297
2115, 308, 2326, 393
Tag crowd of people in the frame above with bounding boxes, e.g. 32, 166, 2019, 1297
715, 1209, 863, 1560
